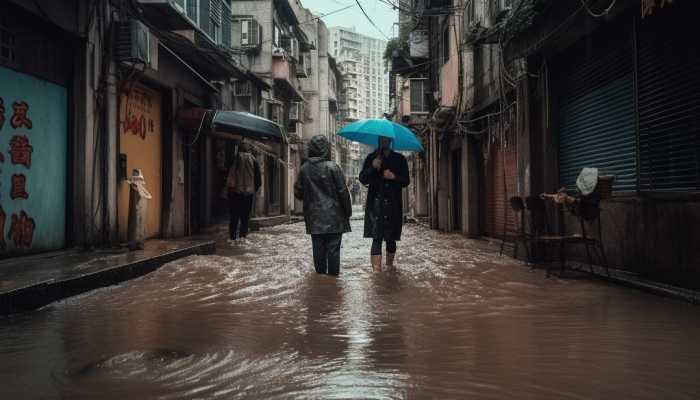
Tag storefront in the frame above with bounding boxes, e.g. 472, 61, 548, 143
481, 114, 518, 239
117, 83, 163, 240
0, 67, 69, 255
0, 4, 74, 256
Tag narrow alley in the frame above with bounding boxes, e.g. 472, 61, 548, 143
1, 217, 699, 399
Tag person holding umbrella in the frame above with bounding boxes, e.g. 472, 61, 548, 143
359, 136, 410, 272
338, 118, 423, 272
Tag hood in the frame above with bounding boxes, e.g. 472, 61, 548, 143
307, 134, 331, 161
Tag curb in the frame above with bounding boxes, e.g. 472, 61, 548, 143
0, 241, 216, 315
565, 262, 700, 304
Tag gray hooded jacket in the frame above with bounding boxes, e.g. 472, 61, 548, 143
294, 135, 352, 235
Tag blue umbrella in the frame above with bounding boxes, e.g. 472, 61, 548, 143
337, 118, 424, 152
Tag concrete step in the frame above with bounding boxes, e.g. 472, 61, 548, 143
250, 215, 291, 229
0, 239, 215, 315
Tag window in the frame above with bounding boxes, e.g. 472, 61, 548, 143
273, 24, 280, 46
208, 0, 222, 43
266, 101, 282, 124
185, 0, 199, 25
410, 78, 430, 114
212, 19, 221, 43
442, 25, 450, 64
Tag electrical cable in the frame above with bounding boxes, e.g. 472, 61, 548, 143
355, 0, 391, 40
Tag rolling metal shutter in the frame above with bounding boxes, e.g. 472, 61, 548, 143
483, 127, 517, 239
557, 21, 636, 192
637, 8, 700, 192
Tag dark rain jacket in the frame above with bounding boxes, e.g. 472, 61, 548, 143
359, 149, 410, 240
294, 135, 352, 235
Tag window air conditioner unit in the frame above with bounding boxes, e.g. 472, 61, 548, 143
409, 30, 428, 59
238, 19, 262, 47
289, 102, 302, 121
233, 80, 252, 96
272, 46, 286, 58
116, 19, 150, 65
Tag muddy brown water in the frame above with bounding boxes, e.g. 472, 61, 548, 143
1, 220, 699, 399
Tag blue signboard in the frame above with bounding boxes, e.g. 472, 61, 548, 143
0, 67, 67, 255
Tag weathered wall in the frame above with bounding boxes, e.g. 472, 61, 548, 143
562, 197, 700, 290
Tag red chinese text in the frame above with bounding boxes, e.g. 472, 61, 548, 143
124, 114, 147, 139
9, 210, 35, 249
9, 135, 33, 168
10, 101, 32, 130
10, 174, 29, 200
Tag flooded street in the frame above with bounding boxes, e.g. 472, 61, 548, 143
1, 217, 700, 399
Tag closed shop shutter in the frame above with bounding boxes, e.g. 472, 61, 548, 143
637, 6, 700, 191
0, 66, 68, 255
118, 83, 163, 240
483, 125, 517, 239
557, 21, 636, 192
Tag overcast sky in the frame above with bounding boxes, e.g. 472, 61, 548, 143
300, 0, 399, 41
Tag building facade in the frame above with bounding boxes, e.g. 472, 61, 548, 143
0, 0, 331, 258
392, 0, 700, 291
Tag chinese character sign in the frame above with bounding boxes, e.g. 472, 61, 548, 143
642, 0, 674, 18
120, 86, 157, 140
0, 66, 68, 254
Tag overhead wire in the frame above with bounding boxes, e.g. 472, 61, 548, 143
354, 0, 391, 39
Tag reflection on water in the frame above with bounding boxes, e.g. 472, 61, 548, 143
1, 221, 699, 399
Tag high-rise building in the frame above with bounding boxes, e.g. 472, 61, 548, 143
330, 27, 390, 121
330, 27, 389, 179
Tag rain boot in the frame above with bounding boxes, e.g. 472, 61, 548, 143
371, 255, 382, 272
386, 253, 396, 270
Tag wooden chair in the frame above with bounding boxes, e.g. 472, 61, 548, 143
565, 197, 611, 277
525, 196, 568, 277
499, 196, 531, 264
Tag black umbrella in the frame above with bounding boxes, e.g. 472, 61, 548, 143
212, 111, 284, 142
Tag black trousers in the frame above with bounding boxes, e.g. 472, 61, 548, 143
371, 237, 397, 256
229, 192, 254, 240
311, 234, 342, 276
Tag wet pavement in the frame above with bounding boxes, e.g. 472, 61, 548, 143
1, 217, 700, 399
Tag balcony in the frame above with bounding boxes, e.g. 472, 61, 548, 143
138, 0, 195, 30
272, 57, 303, 101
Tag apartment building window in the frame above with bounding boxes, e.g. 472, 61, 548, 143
410, 78, 430, 114
441, 25, 450, 64
185, 0, 199, 25
273, 24, 280, 46
209, 0, 223, 43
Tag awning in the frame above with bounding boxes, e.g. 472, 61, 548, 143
246, 71, 271, 90
212, 111, 284, 142
156, 30, 245, 81
178, 108, 285, 142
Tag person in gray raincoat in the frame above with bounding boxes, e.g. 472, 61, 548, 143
294, 135, 352, 276
359, 136, 410, 272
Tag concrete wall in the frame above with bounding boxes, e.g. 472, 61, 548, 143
233, 0, 274, 79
